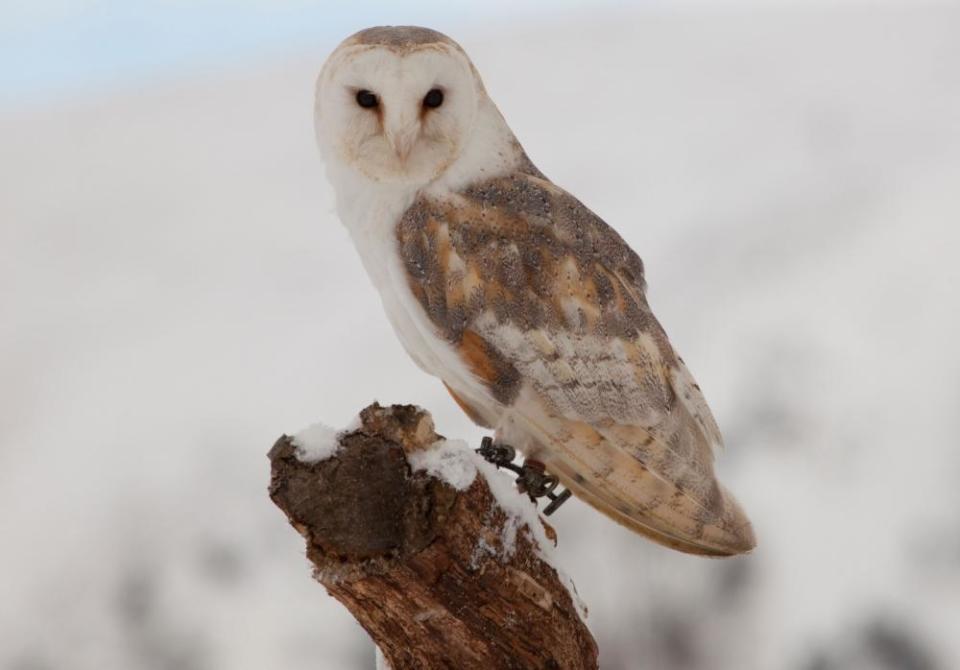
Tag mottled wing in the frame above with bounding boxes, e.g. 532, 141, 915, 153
397, 172, 754, 555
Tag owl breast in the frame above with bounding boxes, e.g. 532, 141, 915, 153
341, 187, 502, 429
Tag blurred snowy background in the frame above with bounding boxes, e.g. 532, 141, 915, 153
2, 1, 959, 668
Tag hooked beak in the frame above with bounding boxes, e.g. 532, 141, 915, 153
385, 119, 421, 163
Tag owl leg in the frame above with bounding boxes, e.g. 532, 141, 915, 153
517, 459, 573, 515
476, 438, 573, 515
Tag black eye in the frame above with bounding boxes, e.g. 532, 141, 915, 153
356, 89, 378, 109
423, 88, 444, 109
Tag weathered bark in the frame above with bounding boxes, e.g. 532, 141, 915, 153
268, 402, 598, 670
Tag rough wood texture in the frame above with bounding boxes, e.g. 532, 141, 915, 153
268, 403, 598, 670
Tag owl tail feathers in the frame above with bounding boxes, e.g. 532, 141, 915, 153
552, 461, 756, 557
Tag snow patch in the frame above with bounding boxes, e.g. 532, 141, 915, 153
468, 452, 588, 620
552, 561, 589, 622
407, 439, 554, 561
290, 422, 342, 463
469, 536, 498, 570
469, 453, 554, 558
406, 439, 478, 490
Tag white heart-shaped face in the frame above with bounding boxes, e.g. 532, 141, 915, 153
315, 42, 481, 185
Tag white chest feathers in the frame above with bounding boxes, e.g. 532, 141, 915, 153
333, 177, 495, 421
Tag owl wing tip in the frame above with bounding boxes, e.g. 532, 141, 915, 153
622, 500, 757, 557
549, 455, 757, 557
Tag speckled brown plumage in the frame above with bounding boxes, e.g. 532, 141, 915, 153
397, 169, 756, 556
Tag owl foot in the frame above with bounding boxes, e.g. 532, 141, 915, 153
476, 437, 573, 516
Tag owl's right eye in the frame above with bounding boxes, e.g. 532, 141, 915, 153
355, 90, 378, 109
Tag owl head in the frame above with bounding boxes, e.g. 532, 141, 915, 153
315, 27, 484, 185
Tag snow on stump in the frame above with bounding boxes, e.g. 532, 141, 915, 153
268, 402, 598, 670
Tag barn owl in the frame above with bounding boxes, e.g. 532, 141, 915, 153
315, 26, 756, 556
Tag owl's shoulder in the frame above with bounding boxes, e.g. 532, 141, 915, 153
400, 168, 646, 290
395, 167, 669, 369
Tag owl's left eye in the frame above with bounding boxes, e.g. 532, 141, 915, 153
423, 89, 444, 109
356, 89, 378, 109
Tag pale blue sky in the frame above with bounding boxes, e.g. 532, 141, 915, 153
0, 0, 620, 107
0, 0, 938, 108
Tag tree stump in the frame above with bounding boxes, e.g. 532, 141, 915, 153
268, 402, 598, 669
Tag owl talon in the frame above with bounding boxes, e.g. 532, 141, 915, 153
477, 436, 516, 469
516, 460, 557, 497
475, 439, 573, 515
542, 489, 572, 516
